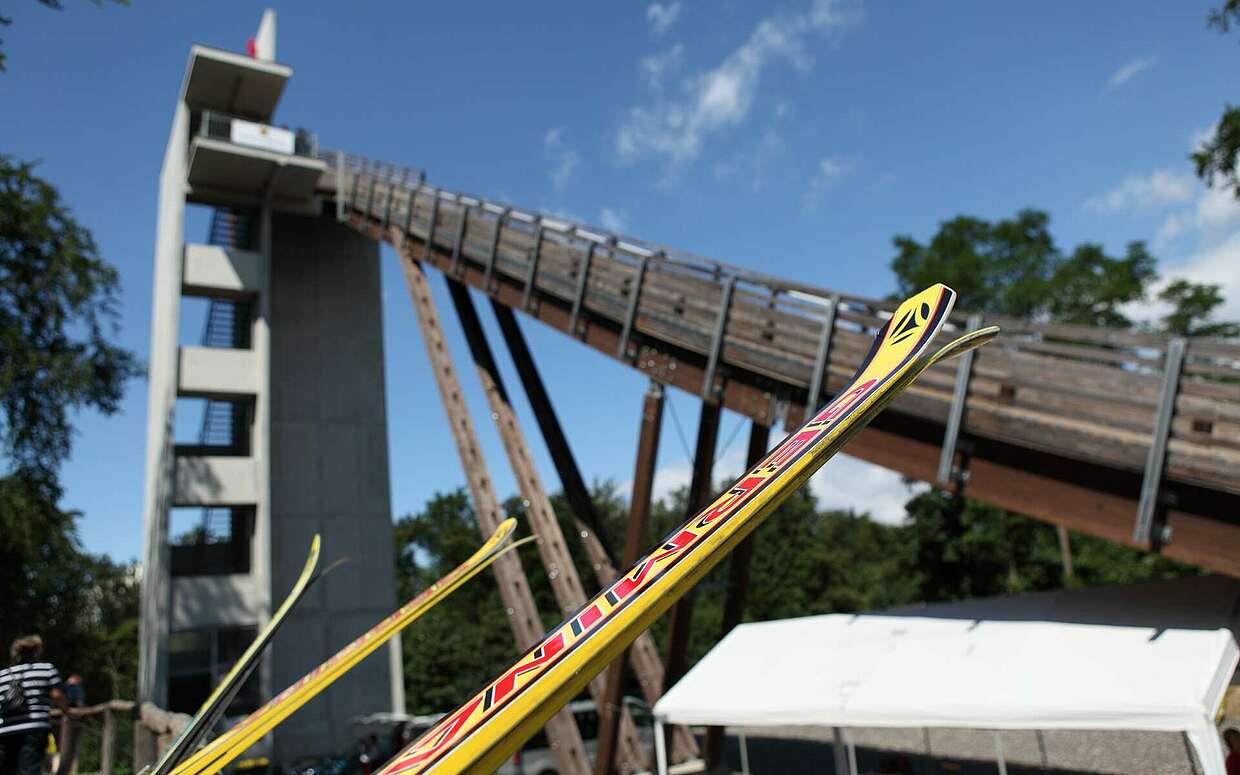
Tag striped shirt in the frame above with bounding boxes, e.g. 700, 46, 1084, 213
0, 662, 62, 736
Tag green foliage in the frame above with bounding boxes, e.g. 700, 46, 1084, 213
1192, 107, 1240, 200
0, 475, 140, 702
891, 210, 1055, 318
0, 154, 141, 495
1047, 242, 1157, 328
891, 208, 1238, 336
891, 211, 1164, 329
1208, 0, 1240, 32
904, 490, 1193, 601
1197, 4, 1240, 199
1158, 279, 1240, 337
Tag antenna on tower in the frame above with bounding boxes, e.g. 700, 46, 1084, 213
251, 9, 276, 61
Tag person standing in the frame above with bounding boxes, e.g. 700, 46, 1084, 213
0, 636, 68, 775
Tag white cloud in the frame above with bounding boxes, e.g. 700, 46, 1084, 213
803, 155, 855, 210
646, 443, 749, 507
599, 207, 628, 232
809, 453, 927, 525
1109, 56, 1155, 88
646, 2, 682, 36
1149, 183, 1240, 323
1117, 174, 1240, 326
817, 157, 850, 182
1164, 230, 1240, 321
1083, 168, 1195, 214
618, 0, 852, 165
1156, 184, 1240, 246
544, 127, 581, 190
641, 44, 684, 90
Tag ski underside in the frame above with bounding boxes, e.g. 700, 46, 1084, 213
149, 535, 328, 775
169, 519, 528, 775
378, 283, 1001, 775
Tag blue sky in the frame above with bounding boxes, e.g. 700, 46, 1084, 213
3, 0, 1239, 562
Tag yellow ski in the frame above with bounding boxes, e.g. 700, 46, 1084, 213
149, 535, 325, 775
170, 519, 529, 775
377, 284, 999, 774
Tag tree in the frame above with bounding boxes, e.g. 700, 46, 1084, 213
0, 475, 140, 702
0, 155, 140, 751
1196, 1, 1240, 199
891, 211, 1160, 326
891, 209, 1237, 336
891, 209, 1055, 318
1, 154, 140, 495
1157, 279, 1240, 337
1046, 241, 1156, 328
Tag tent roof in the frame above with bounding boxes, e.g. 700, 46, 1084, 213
654, 575, 1240, 771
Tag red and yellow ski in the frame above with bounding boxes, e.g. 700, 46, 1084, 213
377, 284, 998, 774
169, 519, 529, 775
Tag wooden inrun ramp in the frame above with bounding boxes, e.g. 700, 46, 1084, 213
322, 153, 1240, 579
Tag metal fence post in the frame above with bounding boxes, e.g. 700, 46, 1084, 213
937, 313, 984, 485
1134, 337, 1186, 544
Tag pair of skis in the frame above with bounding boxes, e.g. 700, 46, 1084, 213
154, 520, 529, 775
146, 536, 332, 775
375, 284, 999, 774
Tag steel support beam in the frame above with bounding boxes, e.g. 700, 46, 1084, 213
702, 421, 771, 767
446, 279, 649, 773
396, 255, 591, 775
937, 313, 984, 486
1134, 337, 1187, 544
334, 151, 345, 222
451, 202, 470, 277
617, 255, 650, 360
364, 170, 378, 220
483, 207, 508, 294
523, 220, 545, 310
569, 241, 597, 338
663, 399, 723, 691
807, 295, 840, 411
701, 277, 736, 401
491, 303, 619, 569
425, 190, 440, 255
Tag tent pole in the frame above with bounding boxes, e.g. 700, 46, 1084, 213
846, 730, 858, 775
739, 731, 750, 775
655, 720, 668, 775
832, 727, 849, 775
994, 731, 1008, 775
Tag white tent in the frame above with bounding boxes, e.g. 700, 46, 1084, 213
654, 575, 1240, 774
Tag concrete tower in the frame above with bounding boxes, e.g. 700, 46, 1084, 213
138, 11, 403, 762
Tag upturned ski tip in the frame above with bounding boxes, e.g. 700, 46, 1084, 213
928, 324, 1000, 366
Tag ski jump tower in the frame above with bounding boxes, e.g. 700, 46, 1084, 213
139, 12, 402, 760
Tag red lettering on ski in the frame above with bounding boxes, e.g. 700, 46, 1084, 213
811, 378, 876, 424
695, 476, 764, 527
490, 633, 567, 705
